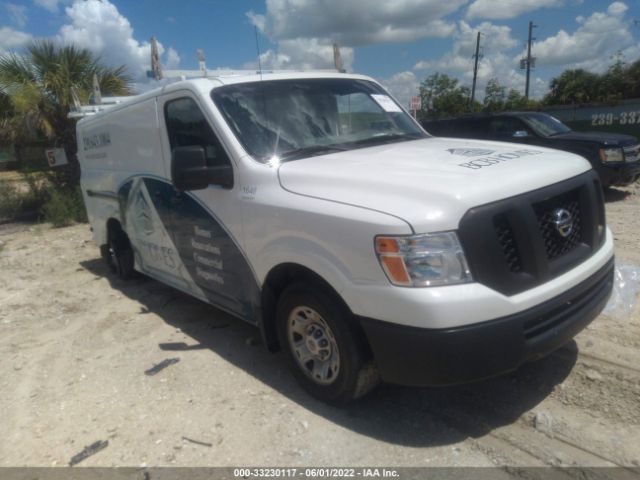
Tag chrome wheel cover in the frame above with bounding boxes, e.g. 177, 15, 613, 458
287, 305, 340, 385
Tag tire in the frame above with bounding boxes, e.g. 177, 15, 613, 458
276, 282, 379, 405
102, 227, 134, 280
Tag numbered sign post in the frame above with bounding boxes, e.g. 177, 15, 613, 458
45, 148, 68, 167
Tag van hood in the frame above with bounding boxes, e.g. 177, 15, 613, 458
277, 137, 592, 233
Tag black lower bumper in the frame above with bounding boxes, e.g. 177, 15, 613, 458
359, 257, 614, 387
602, 162, 640, 187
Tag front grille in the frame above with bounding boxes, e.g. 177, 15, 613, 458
494, 215, 522, 273
458, 170, 605, 296
533, 191, 582, 260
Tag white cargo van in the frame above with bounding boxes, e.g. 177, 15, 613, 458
77, 72, 614, 404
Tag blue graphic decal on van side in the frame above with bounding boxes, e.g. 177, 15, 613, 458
135, 177, 260, 323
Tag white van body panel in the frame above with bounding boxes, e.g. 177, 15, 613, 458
80, 96, 166, 246
77, 72, 614, 333
237, 161, 413, 315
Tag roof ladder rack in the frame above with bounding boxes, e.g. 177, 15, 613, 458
146, 37, 347, 80
69, 39, 348, 118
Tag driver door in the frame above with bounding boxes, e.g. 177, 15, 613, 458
157, 93, 260, 321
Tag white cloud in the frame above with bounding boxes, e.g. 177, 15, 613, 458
415, 21, 518, 71
522, 2, 638, 71
607, 1, 628, 16
466, 0, 564, 20
56, 0, 180, 80
378, 70, 420, 109
412, 20, 547, 99
248, 0, 467, 46
414, 1, 638, 100
165, 47, 180, 69
0, 26, 32, 55
246, 38, 354, 71
6, 3, 28, 27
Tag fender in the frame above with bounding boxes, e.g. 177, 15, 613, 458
255, 235, 367, 315
83, 189, 121, 247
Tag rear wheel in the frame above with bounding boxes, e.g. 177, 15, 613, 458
101, 227, 134, 280
276, 282, 379, 404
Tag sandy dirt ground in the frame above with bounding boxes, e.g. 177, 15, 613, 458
0, 186, 639, 469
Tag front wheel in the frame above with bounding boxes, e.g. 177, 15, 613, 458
276, 282, 379, 404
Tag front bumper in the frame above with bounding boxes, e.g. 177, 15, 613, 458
602, 161, 640, 186
359, 257, 614, 387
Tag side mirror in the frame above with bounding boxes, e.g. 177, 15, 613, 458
171, 146, 233, 191
513, 130, 529, 138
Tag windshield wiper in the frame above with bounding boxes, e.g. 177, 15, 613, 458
275, 133, 423, 161
278, 144, 348, 161
349, 132, 424, 147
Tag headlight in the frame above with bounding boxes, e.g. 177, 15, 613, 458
599, 148, 623, 163
375, 232, 472, 287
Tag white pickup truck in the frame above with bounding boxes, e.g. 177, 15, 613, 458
77, 72, 614, 404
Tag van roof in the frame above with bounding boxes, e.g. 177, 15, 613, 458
165, 71, 376, 95
76, 71, 376, 124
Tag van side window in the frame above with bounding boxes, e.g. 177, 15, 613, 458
165, 97, 231, 167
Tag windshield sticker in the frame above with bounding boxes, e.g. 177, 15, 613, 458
370, 94, 402, 113
457, 149, 544, 170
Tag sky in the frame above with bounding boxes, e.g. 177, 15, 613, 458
1, 0, 639, 107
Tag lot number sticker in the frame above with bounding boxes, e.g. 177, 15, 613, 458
371, 94, 402, 113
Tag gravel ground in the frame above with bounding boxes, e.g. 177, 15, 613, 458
0, 186, 639, 469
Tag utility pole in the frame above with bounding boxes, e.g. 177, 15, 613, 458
333, 43, 346, 73
523, 21, 537, 100
470, 31, 481, 105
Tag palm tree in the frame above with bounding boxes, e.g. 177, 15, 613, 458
0, 40, 132, 186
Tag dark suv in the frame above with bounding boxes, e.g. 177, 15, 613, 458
423, 112, 640, 187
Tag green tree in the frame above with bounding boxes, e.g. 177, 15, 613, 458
599, 50, 626, 102
544, 69, 603, 106
0, 92, 26, 166
504, 89, 540, 110
0, 92, 16, 146
418, 72, 472, 120
623, 59, 640, 99
483, 78, 506, 112
0, 40, 132, 187
542, 53, 640, 106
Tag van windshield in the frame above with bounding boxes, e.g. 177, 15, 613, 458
211, 78, 427, 163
